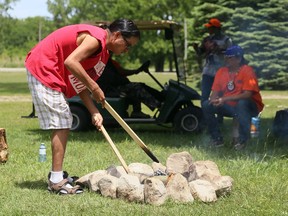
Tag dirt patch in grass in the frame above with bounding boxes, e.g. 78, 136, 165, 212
0, 96, 32, 102
262, 95, 288, 99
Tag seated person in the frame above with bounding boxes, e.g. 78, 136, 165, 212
97, 57, 164, 118
202, 45, 264, 150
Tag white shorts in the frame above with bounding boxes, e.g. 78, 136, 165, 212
27, 71, 73, 130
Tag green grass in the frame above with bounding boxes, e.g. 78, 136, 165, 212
0, 71, 30, 95
0, 71, 288, 215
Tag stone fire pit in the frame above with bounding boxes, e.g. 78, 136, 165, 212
76, 151, 233, 205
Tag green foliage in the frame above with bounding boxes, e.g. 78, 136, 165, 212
224, 0, 288, 90
1, 0, 288, 89
0, 0, 19, 52
188, 0, 288, 89
5, 18, 48, 51
47, 0, 71, 27
0, 16, 56, 67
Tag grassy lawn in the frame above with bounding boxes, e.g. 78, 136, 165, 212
0, 71, 288, 215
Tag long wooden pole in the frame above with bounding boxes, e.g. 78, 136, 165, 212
104, 101, 160, 163
100, 125, 129, 173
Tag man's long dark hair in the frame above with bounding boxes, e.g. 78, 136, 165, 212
108, 19, 140, 39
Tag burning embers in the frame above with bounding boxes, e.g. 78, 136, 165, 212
76, 151, 233, 205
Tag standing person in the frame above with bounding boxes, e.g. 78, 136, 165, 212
25, 19, 140, 195
97, 58, 163, 118
202, 45, 264, 150
193, 18, 233, 105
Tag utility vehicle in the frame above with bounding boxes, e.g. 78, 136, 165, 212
68, 20, 203, 133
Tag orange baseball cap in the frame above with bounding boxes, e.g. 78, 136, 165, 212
204, 18, 221, 28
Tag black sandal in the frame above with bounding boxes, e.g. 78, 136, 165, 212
48, 179, 84, 195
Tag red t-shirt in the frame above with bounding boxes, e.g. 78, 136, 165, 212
25, 24, 110, 98
212, 65, 264, 112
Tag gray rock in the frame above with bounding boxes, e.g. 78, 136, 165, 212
76, 170, 107, 188
117, 174, 144, 203
88, 171, 109, 192
106, 165, 127, 178
213, 176, 234, 197
194, 160, 222, 182
166, 173, 194, 203
128, 162, 154, 176
98, 175, 119, 198
166, 151, 196, 182
144, 177, 167, 206
189, 179, 217, 203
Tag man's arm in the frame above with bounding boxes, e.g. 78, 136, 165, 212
209, 91, 221, 106
64, 33, 105, 106
78, 89, 103, 129
212, 90, 253, 107
222, 91, 253, 102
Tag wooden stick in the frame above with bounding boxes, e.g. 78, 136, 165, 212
100, 125, 129, 173
104, 100, 160, 163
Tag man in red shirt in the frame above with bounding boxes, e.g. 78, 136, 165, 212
25, 19, 140, 194
202, 45, 264, 150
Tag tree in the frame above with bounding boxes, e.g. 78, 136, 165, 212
0, 0, 54, 66
187, 0, 288, 90
46, 0, 194, 72
0, 0, 18, 15
47, 0, 71, 27
1, 0, 288, 89
0, 0, 19, 53
227, 0, 288, 89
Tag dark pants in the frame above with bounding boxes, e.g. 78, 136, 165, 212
202, 99, 259, 143
201, 74, 223, 123
118, 83, 163, 112
201, 74, 215, 105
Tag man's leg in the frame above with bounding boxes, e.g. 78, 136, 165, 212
235, 99, 258, 144
117, 85, 149, 118
143, 84, 165, 102
130, 100, 150, 118
51, 129, 69, 171
200, 75, 214, 105
128, 83, 161, 111
201, 75, 224, 124
202, 100, 223, 145
26, 71, 82, 194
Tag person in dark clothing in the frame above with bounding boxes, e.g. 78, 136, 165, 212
193, 18, 233, 105
193, 18, 233, 125
97, 58, 164, 118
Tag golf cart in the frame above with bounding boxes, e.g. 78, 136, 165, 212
68, 20, 203, 133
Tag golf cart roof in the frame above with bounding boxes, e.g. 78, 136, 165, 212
93, 20, 182, 31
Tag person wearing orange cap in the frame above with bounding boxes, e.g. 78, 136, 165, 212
193, 18, 233, 107
204, 18, 222, 28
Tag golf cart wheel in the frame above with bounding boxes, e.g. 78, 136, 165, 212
70, 106, 90, 131
173, 106, 203, 133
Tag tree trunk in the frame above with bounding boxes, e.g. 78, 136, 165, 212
155, 56, 165, 72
